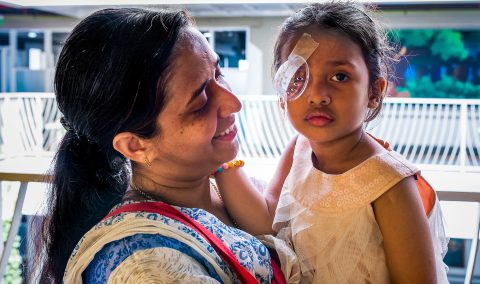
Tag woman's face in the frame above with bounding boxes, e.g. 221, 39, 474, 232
148, 28, 242, 179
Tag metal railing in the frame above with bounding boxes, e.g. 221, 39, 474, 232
0, 93, 479, 172
0, 93, 61, 157
237, 95, 480, 172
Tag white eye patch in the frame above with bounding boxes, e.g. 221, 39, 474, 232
274, 33, 319, 102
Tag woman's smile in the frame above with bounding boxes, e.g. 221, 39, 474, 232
214, 123, 238, 141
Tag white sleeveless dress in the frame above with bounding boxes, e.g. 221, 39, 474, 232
273, 135, 449, 283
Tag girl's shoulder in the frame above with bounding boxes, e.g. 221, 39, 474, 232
286, 137, 420, 211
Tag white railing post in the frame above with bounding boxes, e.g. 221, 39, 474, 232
460, 102, 468, 172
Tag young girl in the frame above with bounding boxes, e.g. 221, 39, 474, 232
214, 2, 449, 283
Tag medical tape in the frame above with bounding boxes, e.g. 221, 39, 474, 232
274, 33, 319, 101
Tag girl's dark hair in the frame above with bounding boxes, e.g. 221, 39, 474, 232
273, 1, 396, 122
31, 8, 192, 283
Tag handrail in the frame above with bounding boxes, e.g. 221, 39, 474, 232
1, 93, 479, 172
237, 95, 480, 172
0, 92, 55, 99
237, 95, 480, 105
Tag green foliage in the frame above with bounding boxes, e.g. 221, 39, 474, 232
403, 75, 480, 98
393, 29, 479, 98
430, 30, 469, 61
395, 30, 435, 47
2, 220, 23, 284
395, 29, 469, 61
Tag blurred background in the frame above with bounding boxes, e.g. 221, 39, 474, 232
0, 0, 479, 283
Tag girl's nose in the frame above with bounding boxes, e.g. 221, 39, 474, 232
307, 88, 331, 106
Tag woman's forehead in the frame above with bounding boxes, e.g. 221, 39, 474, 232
176, 28, 216, 67
163, 29, 216, 102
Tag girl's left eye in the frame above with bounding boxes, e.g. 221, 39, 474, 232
331, 73, 349, 82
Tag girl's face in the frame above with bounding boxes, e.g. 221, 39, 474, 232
282, 29, 379, 144
148, 28, 242, 179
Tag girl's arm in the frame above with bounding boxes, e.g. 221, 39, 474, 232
265, 135, 297, 215
373, 176, 437, 283
215, 136, 297, 235
215, 167, 272, 235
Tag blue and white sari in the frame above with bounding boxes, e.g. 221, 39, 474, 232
64, 201, 275, 283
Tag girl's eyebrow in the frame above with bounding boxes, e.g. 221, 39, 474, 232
326, 60, 358, 69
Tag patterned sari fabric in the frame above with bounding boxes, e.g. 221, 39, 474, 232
64, 201, 273, 283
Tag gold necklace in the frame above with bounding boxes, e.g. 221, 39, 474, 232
130, 181, 239, 228
209, 181, 239, 228
130, 182, 156, 201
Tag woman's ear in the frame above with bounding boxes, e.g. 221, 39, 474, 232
112, 132, 149, 163
368, 77, 387, 109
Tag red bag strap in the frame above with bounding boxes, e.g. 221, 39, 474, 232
269, 248, 287, 284
103, 202, 259, 283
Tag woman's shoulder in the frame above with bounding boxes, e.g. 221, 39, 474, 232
64, 201, 231, 283
83, 232, 225, 283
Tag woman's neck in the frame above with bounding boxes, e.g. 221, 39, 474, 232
128, 173, 214, 209
309, 129, 380, 174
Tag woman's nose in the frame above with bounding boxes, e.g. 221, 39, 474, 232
209, 80, 242, 117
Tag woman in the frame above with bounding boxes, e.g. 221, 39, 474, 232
31, 8, 293, 283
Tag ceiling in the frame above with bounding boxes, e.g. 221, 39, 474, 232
0, 3, 305, 18
0, 0, 479, 18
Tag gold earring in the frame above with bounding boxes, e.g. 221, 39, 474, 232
144, 157, 152, 167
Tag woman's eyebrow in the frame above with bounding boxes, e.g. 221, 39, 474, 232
187, 79, 210, 106
186, 55, 220, 107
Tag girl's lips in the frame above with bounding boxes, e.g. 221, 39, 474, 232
305, 111, 334, 127
307, 116, 333, 126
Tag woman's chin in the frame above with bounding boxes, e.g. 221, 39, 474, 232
217, 141, 240, 164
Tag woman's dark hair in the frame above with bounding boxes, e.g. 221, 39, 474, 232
31, 8, 192, 283
273, 1, 397, 122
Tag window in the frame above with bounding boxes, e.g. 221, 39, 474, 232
16, 31, 45, 69
199, 28, 249, 95
0, 32, 9, 92
200, 28, 247, 69
214, 30, 246, 68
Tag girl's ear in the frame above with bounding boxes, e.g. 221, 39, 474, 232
279, 97, 286, 109
278, 97, 289, 120
368, 77, 387, 109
